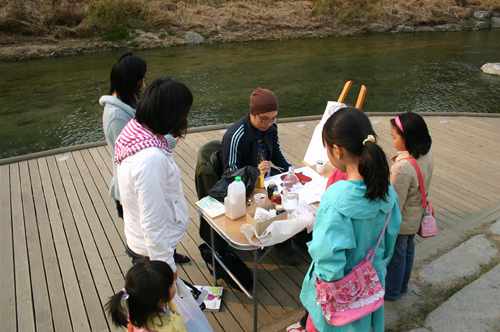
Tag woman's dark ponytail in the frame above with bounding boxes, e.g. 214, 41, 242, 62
105, 291, 128, 327
322, 107, 390, 202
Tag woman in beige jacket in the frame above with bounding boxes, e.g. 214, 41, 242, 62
385, 112, 434, 301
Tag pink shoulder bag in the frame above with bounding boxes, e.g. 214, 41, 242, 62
314, 211, 391, 326
404, 158, 438, 238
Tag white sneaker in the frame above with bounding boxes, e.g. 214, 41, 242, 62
286, 321, 305, 332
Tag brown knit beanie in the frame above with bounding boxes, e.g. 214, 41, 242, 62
249, 87, 279, 115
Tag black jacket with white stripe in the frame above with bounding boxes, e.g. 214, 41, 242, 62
222, 113, 291, 176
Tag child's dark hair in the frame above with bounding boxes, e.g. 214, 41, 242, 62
136, 77, 193, 138
390, 112, 432, 159
105, 260, 175, 329
322, 107, 390, 202
107, 52, 147, 109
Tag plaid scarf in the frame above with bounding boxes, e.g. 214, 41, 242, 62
114, 118, 171, 164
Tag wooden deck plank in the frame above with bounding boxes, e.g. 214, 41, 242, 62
435, 118, 500, 153
66, 151, 126, 298
28, 158, 72, 331
10, 163, 36, 332
427, 118, 500, 169
78, 149, 131, 274
179, 216, 258, 331
2, 116, 500, 332
374, 116, 500, 175
38, 157, 92, 331
375, 125, 500, 200
87, 147, 128, 245
0, 164, 16, 331
181, 230, 253, 331
173, 226, 245, 332
88, 147, 113, 185
97, 145, 114, 174
51, 154, 112, 331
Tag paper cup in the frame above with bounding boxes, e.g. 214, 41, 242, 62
254, 193, 266, 208
316, 160, 325, 174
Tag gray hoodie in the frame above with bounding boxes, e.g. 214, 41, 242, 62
100, 95, 176, 200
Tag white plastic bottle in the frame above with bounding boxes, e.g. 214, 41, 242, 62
224, 176, 247, 220
282, 166, 300, 219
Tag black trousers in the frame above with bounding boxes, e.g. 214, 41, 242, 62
125, 246, 150, 265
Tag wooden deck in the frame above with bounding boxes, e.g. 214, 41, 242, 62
1, 115, 500, 332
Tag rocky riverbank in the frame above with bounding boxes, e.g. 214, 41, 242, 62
1, 1, 499, 61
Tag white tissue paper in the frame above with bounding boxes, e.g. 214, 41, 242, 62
240, 200, 314, 246
253, 207, 270, 223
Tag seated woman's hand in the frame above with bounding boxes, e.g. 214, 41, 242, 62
258, 160, 271, 175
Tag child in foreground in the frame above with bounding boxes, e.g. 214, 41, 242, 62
106, 260, 187, 332
299, 107, 402, 331
384, 112, 434, 301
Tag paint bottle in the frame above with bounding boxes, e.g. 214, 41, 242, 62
276, 205, 285, 215
256, 172, 265, 188
271, 191, 282, 205
267, 181, 277, 200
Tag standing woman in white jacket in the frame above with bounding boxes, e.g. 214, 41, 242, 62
114, 77, 193, 278
101, 54, 189, 263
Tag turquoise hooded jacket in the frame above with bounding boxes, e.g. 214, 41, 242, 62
300, 180, 402, 332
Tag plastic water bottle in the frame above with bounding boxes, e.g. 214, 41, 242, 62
224, 176, 246, 220
282, 166, 300, 219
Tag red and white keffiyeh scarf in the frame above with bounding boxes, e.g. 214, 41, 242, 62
114, 118, 171, 164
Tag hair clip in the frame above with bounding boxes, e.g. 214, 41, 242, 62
395, 116, 404, 132
363, 135, 376, 146
121, 288, 129, 300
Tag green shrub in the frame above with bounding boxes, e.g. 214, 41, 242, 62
83, 0, 145, 37
158, 32, 166, 39
104, 25, 129, 40
166, 29, 176, 36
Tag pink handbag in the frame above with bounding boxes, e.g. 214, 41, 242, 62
314, 212, 391, 326
404, 158, 438, 238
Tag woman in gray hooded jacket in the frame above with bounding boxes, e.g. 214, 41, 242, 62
100, 53, 188, 263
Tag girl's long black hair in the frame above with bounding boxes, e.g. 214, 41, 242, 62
322, 107, 390, 201
105, 260, 175, 329
107, 52, 147, 109
390, 112, 432, 159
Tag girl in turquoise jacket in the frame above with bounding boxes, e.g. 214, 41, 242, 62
300, 107, 402, 332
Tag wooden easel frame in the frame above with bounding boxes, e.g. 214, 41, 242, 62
337, 81, 367, 109
301, 81, 366, 166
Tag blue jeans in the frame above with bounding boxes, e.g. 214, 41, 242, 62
385, 234, 415, 301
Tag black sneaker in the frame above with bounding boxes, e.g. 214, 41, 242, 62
278, 247, 299, 265
174, 250, 191, 264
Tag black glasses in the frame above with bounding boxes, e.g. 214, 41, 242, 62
258, 114, 278, 124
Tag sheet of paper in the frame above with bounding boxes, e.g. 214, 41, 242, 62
303, 101, 345, 166
265, 166, 327, 204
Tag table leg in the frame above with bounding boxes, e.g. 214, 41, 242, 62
210, 227, 217, 285
253, 249, 259, 332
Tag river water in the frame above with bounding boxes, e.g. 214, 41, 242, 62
1, 29, 499, 158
